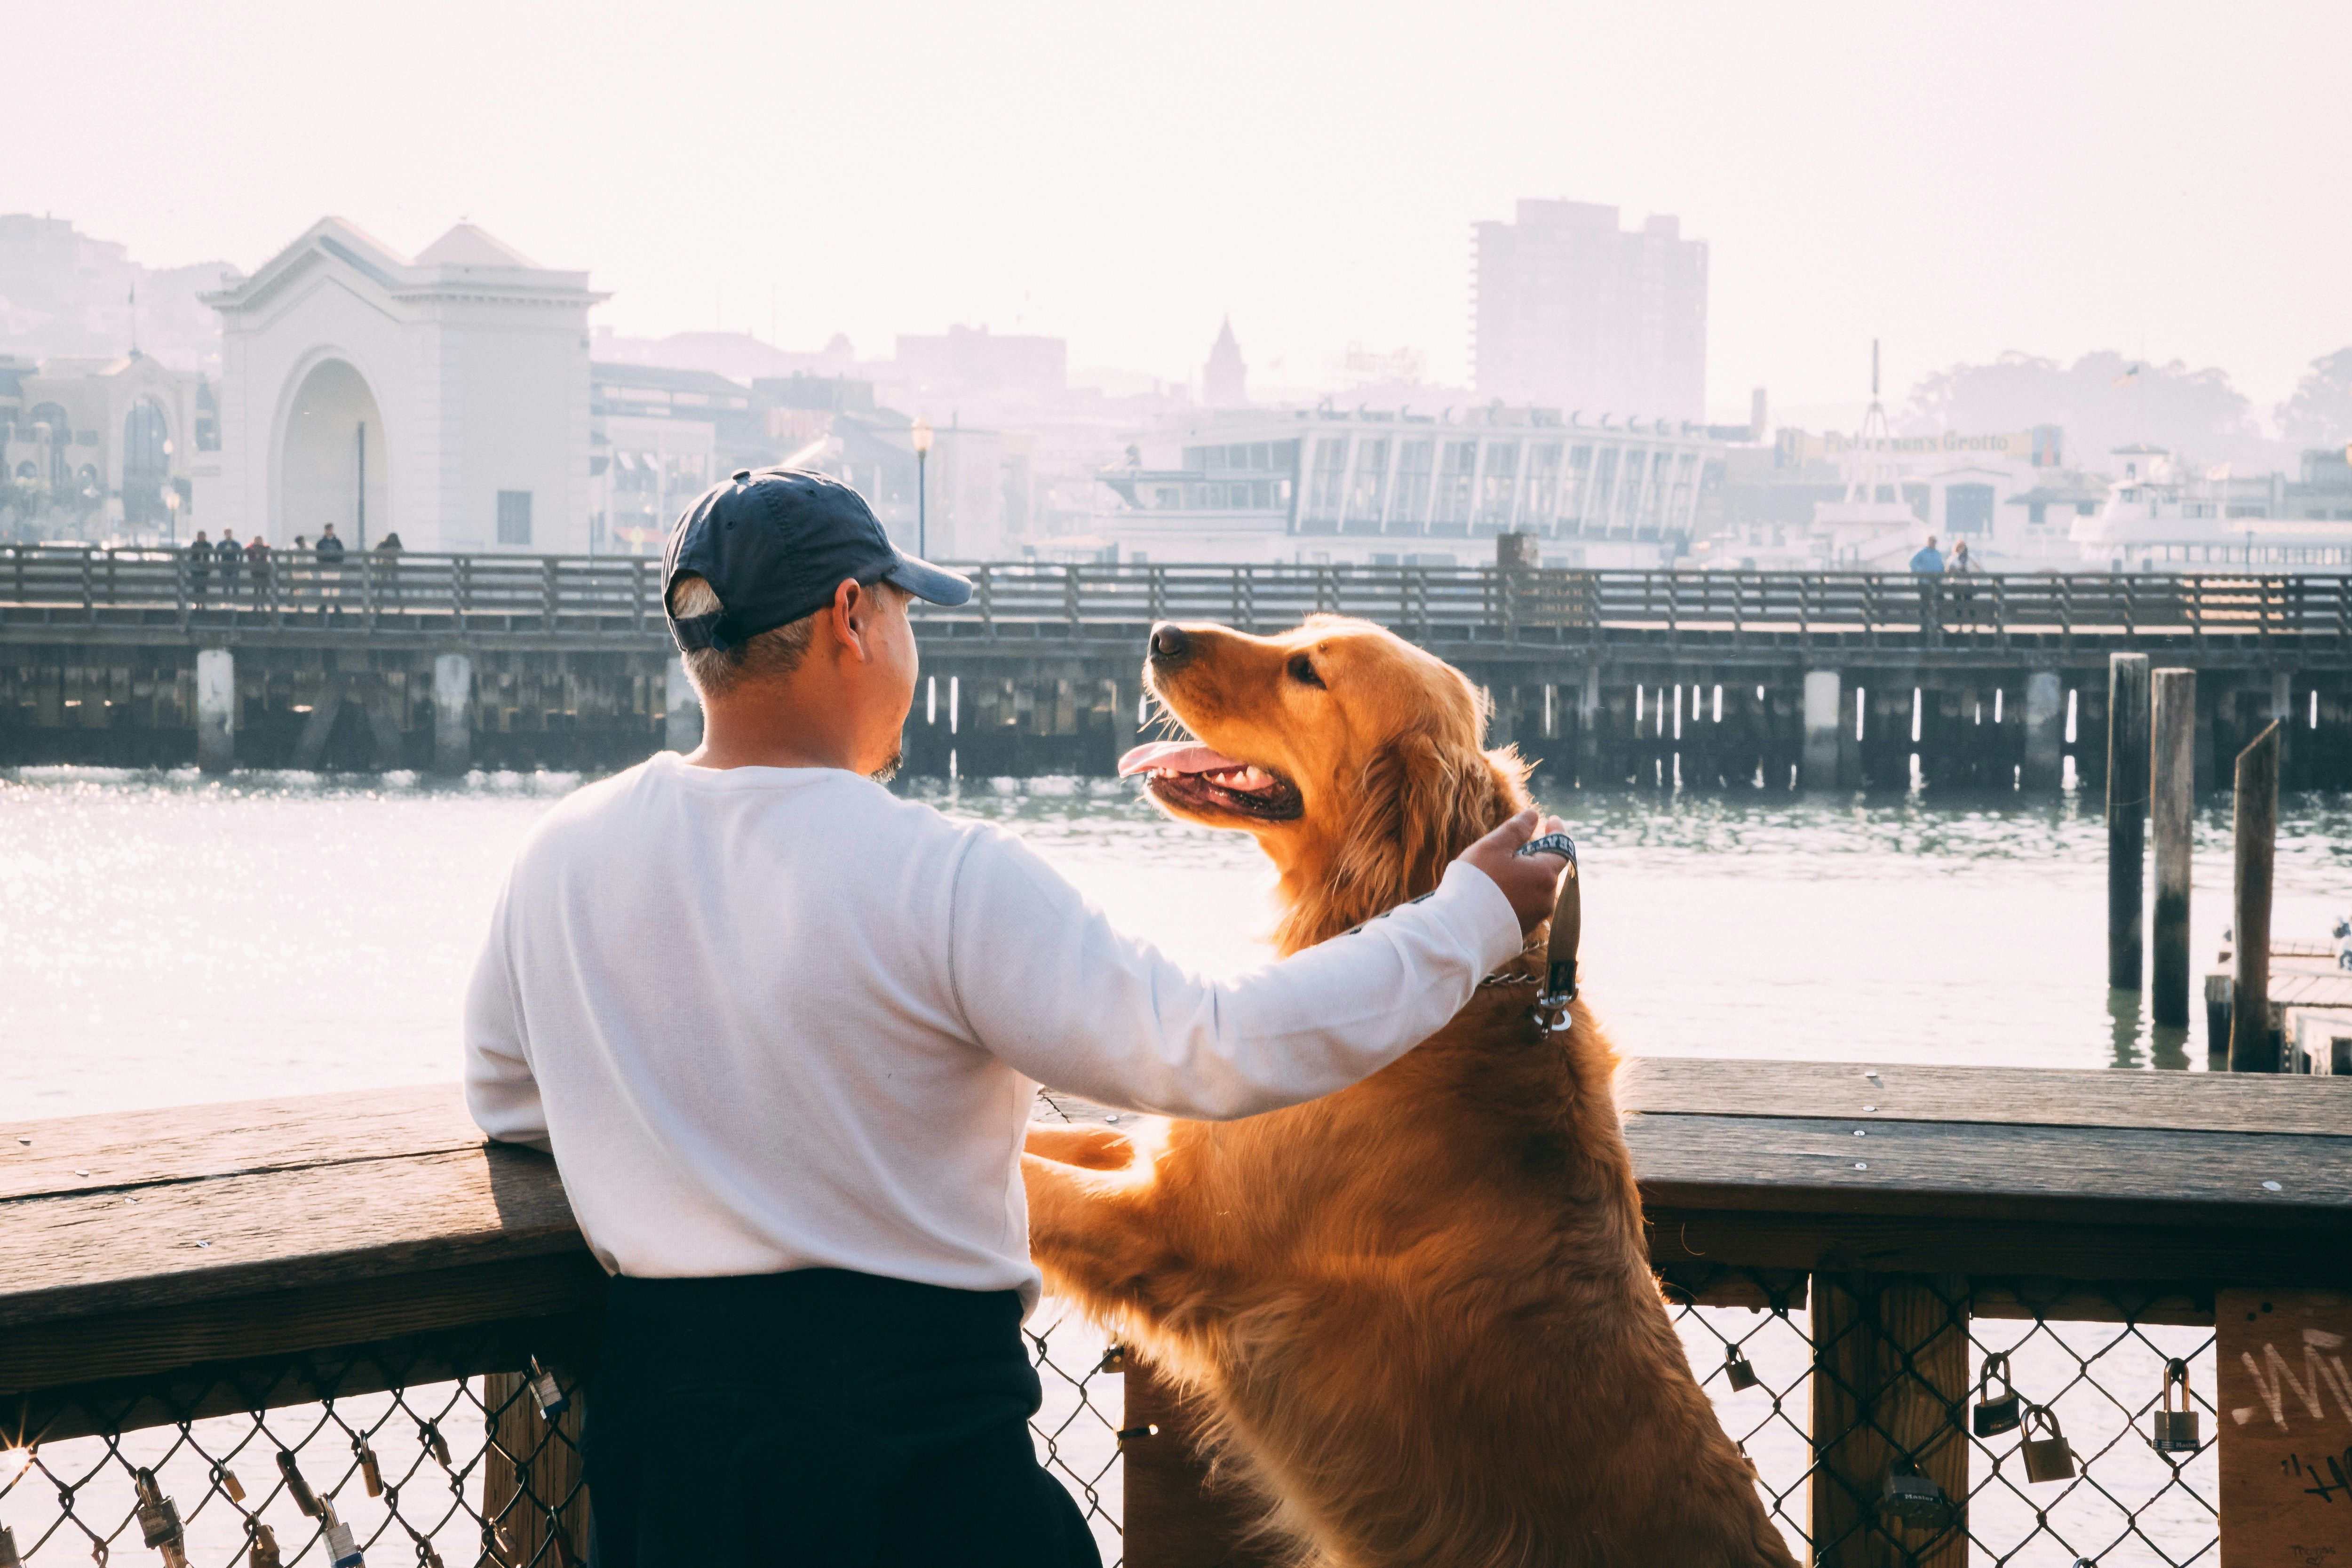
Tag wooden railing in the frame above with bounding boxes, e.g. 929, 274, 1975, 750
3, 1062, 2345, 1565
4, 544, 2351, 649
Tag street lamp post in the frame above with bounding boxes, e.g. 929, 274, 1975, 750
912, 417, 934, 558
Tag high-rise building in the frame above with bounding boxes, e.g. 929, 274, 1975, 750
1471, 200, 1707, 422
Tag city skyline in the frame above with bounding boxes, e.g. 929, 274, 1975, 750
13, 0, 2350, 418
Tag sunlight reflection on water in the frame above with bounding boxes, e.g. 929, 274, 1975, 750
3, 764, 2347, 1115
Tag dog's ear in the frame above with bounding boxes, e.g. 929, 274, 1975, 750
1321, 731, 1518, 927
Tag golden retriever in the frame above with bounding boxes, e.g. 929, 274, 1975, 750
1020, 615, 1795, 1568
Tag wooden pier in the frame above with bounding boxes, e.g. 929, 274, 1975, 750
4, 545, 2352, 788
3, 1062, 2347, 1565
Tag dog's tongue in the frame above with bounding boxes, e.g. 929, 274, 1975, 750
1118, 740, 1247, 778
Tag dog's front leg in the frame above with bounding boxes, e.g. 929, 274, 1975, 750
1022, 1152, 1218, 1332
1023, 1121, 1136, 1171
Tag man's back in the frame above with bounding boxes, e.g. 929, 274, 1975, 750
470, 754, 1029, 1287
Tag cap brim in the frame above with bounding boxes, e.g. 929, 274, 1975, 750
884, 553, 974, 607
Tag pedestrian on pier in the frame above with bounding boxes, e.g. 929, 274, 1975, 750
316, 523, 345, 619
1910, 533, 1945, 634
374, 531, 403, 605
215, 529, 242, 601
187, 530, 212, 604
245, 534, 271, 610
463, 468, 1571, 1568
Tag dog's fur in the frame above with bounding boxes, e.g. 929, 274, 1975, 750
1021, 616, 1796, 1568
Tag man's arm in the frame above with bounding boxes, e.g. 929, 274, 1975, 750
946, 825, 1535, 1121
462, 884, 552, 1152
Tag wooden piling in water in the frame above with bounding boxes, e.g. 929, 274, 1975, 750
2107, 653, 2151, 990
2229, 721, 2283, 1072
2151, 669, 2197, 1028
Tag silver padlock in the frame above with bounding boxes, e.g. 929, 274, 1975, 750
275, 1449, 322, 1519
1723, 1345, 1760, 1392
1876, 1457, 1951, 1529
2150, 1357, 2202, 1453
1973, 1351, 2022, 1437
320, 1501, 365, 1568
358, 1441, 384, 1497
0, 1523, 21, 1568
246, 1522, 281, 1568
134, 1468, 188, 1568
527, 1355, 569, 1422
2020, 1403, 2076, 1483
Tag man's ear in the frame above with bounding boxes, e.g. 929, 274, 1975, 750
829, 577, 869, 660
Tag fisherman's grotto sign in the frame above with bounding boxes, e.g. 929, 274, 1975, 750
2219, 1290, 2352, 1565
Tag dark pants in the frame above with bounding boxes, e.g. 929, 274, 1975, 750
585, 1269, 1102, 1568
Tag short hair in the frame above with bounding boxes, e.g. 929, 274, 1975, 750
667, 573, 905, 697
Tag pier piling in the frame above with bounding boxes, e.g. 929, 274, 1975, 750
2151, 669, 2197, 1028
2023, 670, 2065, 792
194, 648, 234, 773
2106, 653, 2151, 990
664, 656, 703, 754
431, 653, 471, 775
1801, 669, 1842, 790
2229, 721, 2282, 1072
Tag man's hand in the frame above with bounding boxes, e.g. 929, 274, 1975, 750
1458, 807, 1574, 937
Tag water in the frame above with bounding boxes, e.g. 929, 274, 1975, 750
7, 765, 2328, 1566
7, 764, 2350, 1117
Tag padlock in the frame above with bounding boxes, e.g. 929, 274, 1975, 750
1972, 1351, 2022, 1437
1723, 1345, 1761, 1392
2020, 1403, 2076, 1483
323, 1518, 366, 1568
276, 1449, 322, 1518
134, 1468, 188, 1568
0, 1523, 20, 1568
217, 1465, 246, 1504
246, 1523, 281, 1568
420, 1423, 452, 1470
1097, 1345, 1126, 1374
1876, 1457, 1951, 1529
415, 1541, 445, 1568
358, 1441, 384, 1497
526, 1355, 569, 1422
2150, 1357, 2202, 1453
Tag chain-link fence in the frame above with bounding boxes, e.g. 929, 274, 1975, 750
0, 1275, 2223, 1568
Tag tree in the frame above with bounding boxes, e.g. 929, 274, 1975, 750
2277, 348, 2352, 450
1899, 350, 2275, 471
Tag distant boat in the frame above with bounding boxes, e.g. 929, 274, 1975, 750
2072, 448, 2352, 570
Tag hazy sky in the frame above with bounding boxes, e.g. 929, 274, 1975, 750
22, 0, 2350, 417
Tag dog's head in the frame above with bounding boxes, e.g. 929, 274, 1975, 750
1121, 615, 1530, 955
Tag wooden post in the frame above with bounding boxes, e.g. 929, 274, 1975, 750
2229, 721, 2282, 1073
2021, 669, 2064, 792
2107, 653, 2151, 990
1811, 1272, 1970, 1568
1801, 669, 1842, 790
2150, 669, 2197, 1028
480, 1364, 591, 1567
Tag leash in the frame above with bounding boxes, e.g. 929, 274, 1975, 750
1480, 831, 1580, 1032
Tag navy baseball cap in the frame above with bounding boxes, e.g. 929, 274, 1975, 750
662, 467, 972, 653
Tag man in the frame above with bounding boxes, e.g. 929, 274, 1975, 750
187, 530, 211, 604
245, 533, 272, 610
464, 469, 1568, 1568
1908, 533, 1945, 574
215, 529, 243, 602
316, 523, 344, 619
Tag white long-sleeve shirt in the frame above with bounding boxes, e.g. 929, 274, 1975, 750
463, 751, 1522, 1307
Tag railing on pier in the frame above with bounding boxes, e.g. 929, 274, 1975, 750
5, 1062, 2344, 1566
4, 543, 2351, 651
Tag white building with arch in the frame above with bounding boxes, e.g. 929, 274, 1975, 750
202, 218, 605, 551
